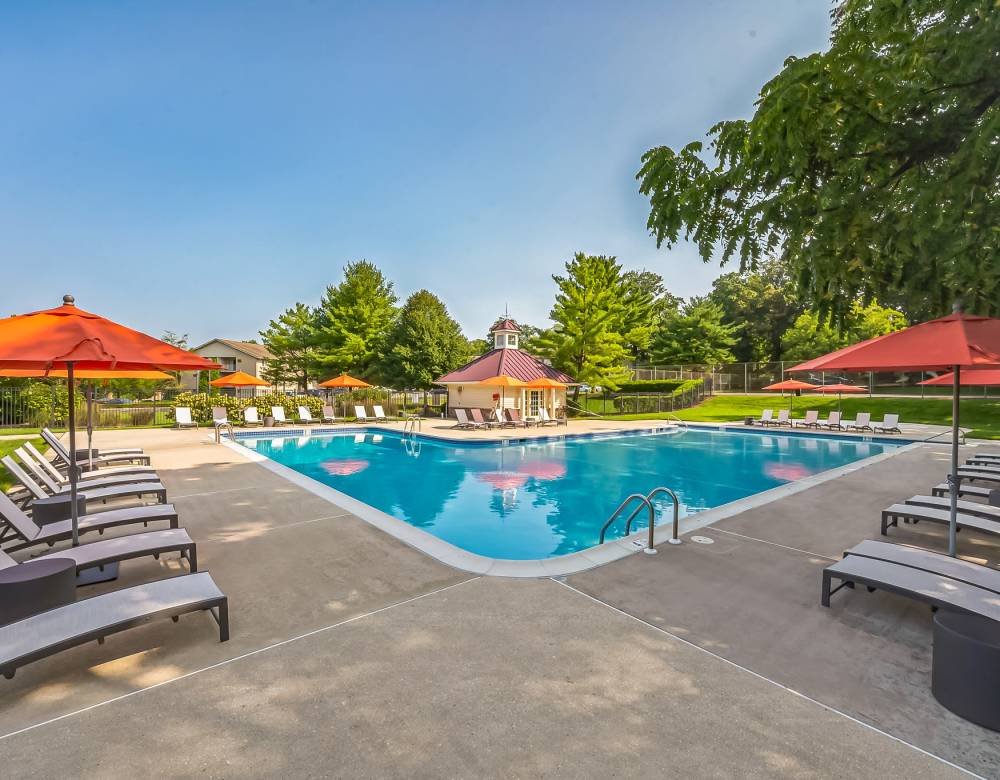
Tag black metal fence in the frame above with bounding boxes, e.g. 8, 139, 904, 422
574, 381, 708, 417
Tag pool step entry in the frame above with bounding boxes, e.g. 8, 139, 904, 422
598, 486, 681, 554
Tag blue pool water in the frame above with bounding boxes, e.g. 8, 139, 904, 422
240, 428, 898, 560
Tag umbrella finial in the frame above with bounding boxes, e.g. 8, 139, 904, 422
63, 294, 75, 306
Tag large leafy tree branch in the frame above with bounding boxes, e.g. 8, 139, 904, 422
638, 0, 1000, 319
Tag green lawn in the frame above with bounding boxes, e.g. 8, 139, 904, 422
601, 395, 1000, 439
0, 438, 46, 492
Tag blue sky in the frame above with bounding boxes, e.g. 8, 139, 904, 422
0, 1, 831, 345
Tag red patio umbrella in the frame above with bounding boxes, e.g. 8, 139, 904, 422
0, 295, 220, 545
762, 379, 817, 412
814, 383, 867, 412
789, 307, 1000, 556
918, 370, 1000, 386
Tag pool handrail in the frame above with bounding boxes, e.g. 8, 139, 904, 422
623, 486, 681, 551
598, 494, 653, 546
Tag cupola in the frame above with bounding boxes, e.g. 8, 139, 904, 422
490, 318, 522, 350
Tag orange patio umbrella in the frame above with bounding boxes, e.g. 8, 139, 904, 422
814, 383, 867, 412
523, 377, 566, 389
319, 373, 371, 388
478, 375, 525, 413
0, 295, 219, 545
208, 370, 269, 387
762, 379, 817, 412
789, 307, 1000, 556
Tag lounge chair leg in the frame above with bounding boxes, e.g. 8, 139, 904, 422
172, 615, 179, 623
215, 600, 230, 642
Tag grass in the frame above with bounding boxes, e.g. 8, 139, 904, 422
599, 394, 1000, 439
0, 438, 46, 492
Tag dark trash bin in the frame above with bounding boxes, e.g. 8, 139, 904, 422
0, 558, 76, 626
932, 610, 1000, 732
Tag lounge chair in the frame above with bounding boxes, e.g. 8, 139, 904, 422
372, 405, 391, 422
846, 412, 872, 432
873, 414, 901, 434
174, 407, 198, 429
243, 406, 262, 427
15, 447, 158, 492
468, 408, 498, 428
505, 408, 532, 428
0, 490, 179, 553
271, 406, 289, 426
821, 547, 1000, 622
967, 452, 1000, 463
753, 409, 773, 426
931, 482, 994, 500
492, 408, 513, 428
842, 539, 1000, 594
880, 502, 1000, 539
2, 456, 167, 508
297, 406, 317, 425
1, 527, 196, 577
321, 405, 343, 424
538, 408, 564, 427
453, 409, 483, 430
768, 409, 790, 427
905, 494, 1000, 522
23, 442, 155, 483
354, 405, 372, 423
820, 410, 843, 430
794, 410, 820, 428
212, 406, 230, 427
956, 466, 1000, 485
42, 427, 144, 458
42, 428, 150, 469
0, 571, 228, 679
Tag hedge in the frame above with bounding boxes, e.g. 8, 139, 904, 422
171, 392, 324, 425
615, 379, 688, 393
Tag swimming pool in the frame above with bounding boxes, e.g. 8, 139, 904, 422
237, 427, 900, 561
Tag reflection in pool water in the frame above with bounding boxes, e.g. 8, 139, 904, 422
242, 429, 896, 560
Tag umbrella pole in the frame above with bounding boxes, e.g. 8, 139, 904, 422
948, 365, 961, 557
66, 362, 80, 547
87, 383, 94, 471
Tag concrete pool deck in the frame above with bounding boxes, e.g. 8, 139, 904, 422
1, 425, 997, 777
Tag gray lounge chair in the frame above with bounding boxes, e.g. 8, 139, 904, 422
931, 481, 993, 500
0, 491, 179, 553
0, 527, 196, 577
3, 456, 167, 508
821, 411, 843, 430
321, 405, 343, 424
794, 410, 820, 428
504, 408, 533, 428
0, 571, 228, 679
766, 409, 790, 427
23, 442, 155, 482
822, 553, 1000, 621
753, 409, 774, 426
820, 542, 1000, 621
42, 428, 150, 469
42, 426, 144, 457
845, 412, 872, 431
905, 495, 1000, 522
453, 409, 483, 430
873, 414, 901, 434
880, 502, 1000, 539
956, 467, 1000, 485
15, 447, 156, 493
842, 539, 1000, 595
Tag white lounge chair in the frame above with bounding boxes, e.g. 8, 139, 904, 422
538, 408, 562, 426
243, 406, 262, 427
354, 405, 372, 422
754, 409, 774, 426
794, 410, 820, 428
298, 406, 317, 424
372, 405, 390, 422
211, 407, 230, 427
174, 407, 197, 429
874, 414, 901, 434
821, 411, 843, 430
768, 409, 790, 427
321, 405, 343, 424
271, 406, 289, 426
847, 412, 872, 431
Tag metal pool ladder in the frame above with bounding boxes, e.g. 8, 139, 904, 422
402, 415, 421, 437
598, 486, 681, 554
214, 421, 235, 444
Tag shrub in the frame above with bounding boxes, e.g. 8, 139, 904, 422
616, 380, 688, 393
171, 392, 325, 425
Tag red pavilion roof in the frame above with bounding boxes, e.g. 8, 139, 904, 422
436, 348, 576, 384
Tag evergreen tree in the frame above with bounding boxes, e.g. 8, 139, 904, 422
260, 303, 318, 392
313, 260, 398, 380
380, 290, 469, 389
534, 253, 633, 392
651, 298, 739, 365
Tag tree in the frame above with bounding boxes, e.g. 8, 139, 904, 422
161, 331, 189, 350
707, 259, 803, 362
638, 0, 1000, 320
534, 253, 633, 392
260, 303, 318, 392
620, 269, 670, 363
380, 291, 469, 389
651, 298, 739, 365
313, 261, 398, 380
781, 300, 908, 361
